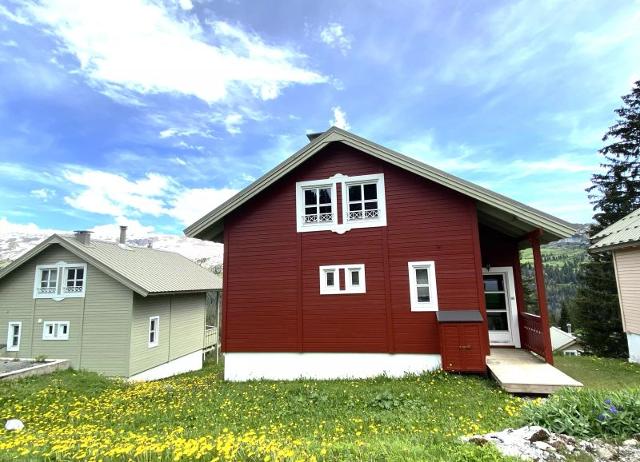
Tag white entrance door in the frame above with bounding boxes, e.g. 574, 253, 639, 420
483, 267, 521, 347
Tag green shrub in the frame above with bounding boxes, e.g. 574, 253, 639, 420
519, 388, 640, 439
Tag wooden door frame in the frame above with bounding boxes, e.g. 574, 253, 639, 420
482, 266, 522, 348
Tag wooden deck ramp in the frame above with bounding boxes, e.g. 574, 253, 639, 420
486, 349, 583, 394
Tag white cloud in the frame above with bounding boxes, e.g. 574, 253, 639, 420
61, 167, 238, 226
63, 169, 173, 217
224, 113, 243, 135
0, 217, 61, 236
16, 0, 327, 104
172, 157, 188, 166
320, 22, 352, 55
178, 0, 193, 11
167, 187, 238, 225
30, 188, 56, 201
329, 106, 350, 130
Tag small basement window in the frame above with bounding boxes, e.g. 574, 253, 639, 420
319, 264, 366, 294
42, 321, 70, 340
408, 261, 439, 311
148, 316, 159, 348
6, 322, 21, 352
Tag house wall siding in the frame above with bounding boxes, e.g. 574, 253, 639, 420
0, 244, 132, 376
613, 247, 640, 334
129, 293, 206, 376
223, 142, 485, 353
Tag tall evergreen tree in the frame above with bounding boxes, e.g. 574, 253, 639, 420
573, 80, 640, 357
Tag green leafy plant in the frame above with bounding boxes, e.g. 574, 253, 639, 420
520, 388, 640, 439
34, 355, 48, 363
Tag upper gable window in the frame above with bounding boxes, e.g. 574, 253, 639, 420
296, 180, 338, 232
34, 262, 87, 300
343, 174, 387, 228
296, 173, 386, 233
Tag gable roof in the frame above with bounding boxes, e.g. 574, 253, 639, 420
185, 127, 576, 243
550, 326, 582, 352
0, 234, 221, 296
590, 207, 640, 252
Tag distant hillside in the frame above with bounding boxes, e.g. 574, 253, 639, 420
0, 232, 223, 272
520, 225, 590, 324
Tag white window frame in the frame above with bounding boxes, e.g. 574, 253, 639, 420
42, 321, 70, 341
148, 316, 159, 348
319, 264, 366, 294
342, 173, 387, 229
408, 261, 439, 311
6, 322, 22, 352
34, 262, 87, 300
296, 179, 338, 232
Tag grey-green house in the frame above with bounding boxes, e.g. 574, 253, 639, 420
0, 230, 221, 380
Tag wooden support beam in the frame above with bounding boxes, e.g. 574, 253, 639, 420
528, 229, 554, 364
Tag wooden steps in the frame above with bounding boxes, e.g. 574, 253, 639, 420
486, 348, 583, 394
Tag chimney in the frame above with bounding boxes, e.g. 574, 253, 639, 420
566, 323, 572, 334
119, 226, 127, 245
74, 230, 92, 245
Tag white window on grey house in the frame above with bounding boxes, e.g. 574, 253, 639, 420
342, 174, 387, 228
42, 321, 70, 340
148, 316, 159, 348
6, 322, 21, 351
39, 268, 58, 294
34, 262, 87, 299
64, 266, 85, 294
319, 264, 366, 294
408, 261, 439, 311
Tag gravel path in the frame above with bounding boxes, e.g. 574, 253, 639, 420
0, 359, 35, 374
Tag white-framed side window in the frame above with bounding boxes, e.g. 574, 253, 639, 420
319, 264, 366, 294
6, 322, 22, 351
296, 179, 338, 232
34, 262, 87, 300
42, 321, 70, 340
296, 173, 387, 233
342, 173, 387, 229
408, 261, 439, 311
148, 316, 159, 348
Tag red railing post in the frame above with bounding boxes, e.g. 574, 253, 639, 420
528, 230, 554, 364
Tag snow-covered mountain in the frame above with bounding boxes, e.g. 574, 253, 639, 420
0, 231, 223, 270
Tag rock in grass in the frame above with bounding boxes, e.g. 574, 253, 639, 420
529, 427, 551, 442
4, 419, 24, 431
622, 439, 638, 447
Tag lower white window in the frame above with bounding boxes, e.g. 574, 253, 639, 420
148, 316, 159, 348
43, 321, 70, 340
563, 350, 579, 356
6, 322, 21, 351
408, 261, 439, 311
319, 264, 366, 294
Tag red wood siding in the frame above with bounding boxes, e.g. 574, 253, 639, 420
223, 142, 485, 353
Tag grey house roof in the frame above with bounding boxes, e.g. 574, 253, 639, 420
184, 127, 576, 243
590, 208, 640, 252
0, 234, 221, 296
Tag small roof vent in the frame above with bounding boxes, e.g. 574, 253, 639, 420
74, 230, 92, 245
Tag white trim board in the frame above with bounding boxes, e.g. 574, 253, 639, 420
224, 353, 441, 381
128, 350, 203, 382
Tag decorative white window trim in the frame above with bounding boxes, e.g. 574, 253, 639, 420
319, 264, 366, 294
296, 173, 387, 234
408, 261, 439, 311
42, 321, 70, 341
33, 262, 87, 300
296, 179, 338, 232
341, 173, 387, 230
6, 322, 21, 352
148, 316, 159, 348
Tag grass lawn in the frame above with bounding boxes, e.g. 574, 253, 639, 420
0, 363, 524, 462
553, 354, 640, 389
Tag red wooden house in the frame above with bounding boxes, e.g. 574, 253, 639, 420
185, 127, 575, 381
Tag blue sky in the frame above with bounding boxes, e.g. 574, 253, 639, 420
0, 0, 639, 237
